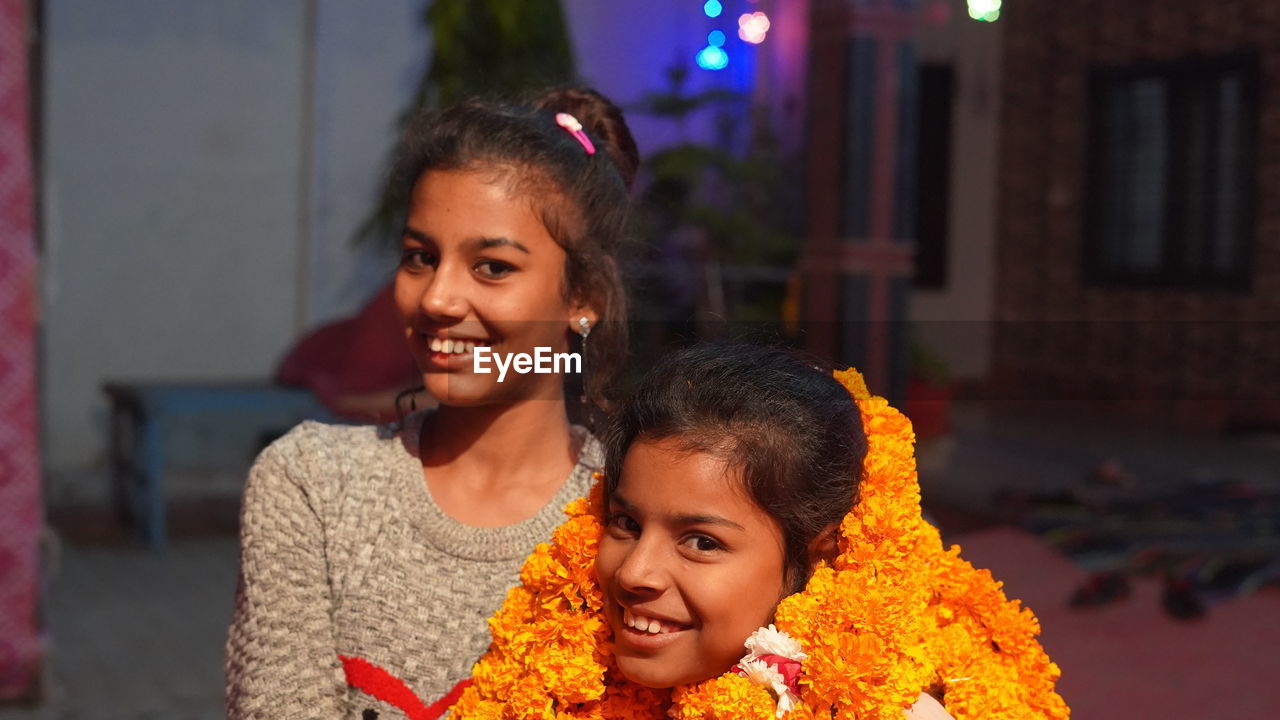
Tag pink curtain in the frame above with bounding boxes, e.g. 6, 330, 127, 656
0, 0, 43, 700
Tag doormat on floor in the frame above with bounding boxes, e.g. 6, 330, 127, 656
994, 462, 1280, 618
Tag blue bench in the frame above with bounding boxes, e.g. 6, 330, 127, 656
104, 382, 336, 548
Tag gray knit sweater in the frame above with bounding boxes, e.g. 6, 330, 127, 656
225, 412, 602, 719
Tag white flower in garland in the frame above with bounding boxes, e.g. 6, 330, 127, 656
743, 624, 808, 663
734, 625, 807, 718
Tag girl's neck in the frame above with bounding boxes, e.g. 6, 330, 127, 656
420, 397, 577, 480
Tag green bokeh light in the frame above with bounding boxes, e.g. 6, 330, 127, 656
967, 0, 1002, 22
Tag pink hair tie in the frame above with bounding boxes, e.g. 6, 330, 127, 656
555, 112, 596, 155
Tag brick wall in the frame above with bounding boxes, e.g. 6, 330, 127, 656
992, 0, 1280, 429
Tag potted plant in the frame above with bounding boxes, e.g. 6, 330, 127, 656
905, 338, 954, 440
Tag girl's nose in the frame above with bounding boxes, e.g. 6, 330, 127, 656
419, 262, 469, 320
614, 539, 669, 596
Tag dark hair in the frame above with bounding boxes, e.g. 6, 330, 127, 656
392, 87, 637, 409
604, 343, 867, 593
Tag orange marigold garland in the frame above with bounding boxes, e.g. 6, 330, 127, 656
453, 368, 1069, 720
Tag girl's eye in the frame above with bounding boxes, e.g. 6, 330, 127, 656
400, 249, 437, 271
681, 534, 722, 553
605, 512, 640, 535
475, 259, 515, 279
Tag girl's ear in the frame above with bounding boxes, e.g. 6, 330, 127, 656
806, 523, 840, 568
566, 255, 616, 334
566, 300, 599, 336
566, 287, 604, 335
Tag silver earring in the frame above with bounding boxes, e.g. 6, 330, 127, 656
576, 317, 592, 415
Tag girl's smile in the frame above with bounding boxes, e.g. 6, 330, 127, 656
614, 607, 691, 653
620, 607, 691, 635
595, 437, 789, 688
418, 333, 489, 370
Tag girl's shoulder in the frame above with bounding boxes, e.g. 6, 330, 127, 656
248, 415, 421, 498
258, 417, 399, 463
570, 423, 605, 473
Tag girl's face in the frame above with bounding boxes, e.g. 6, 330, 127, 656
596, 437, 788, 688
395, 169, 595, 406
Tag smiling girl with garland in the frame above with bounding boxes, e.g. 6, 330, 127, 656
451, 344, 1069, 720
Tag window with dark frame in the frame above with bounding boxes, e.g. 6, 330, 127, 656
1084, 54, 1258, 290
914, 63, 953, 289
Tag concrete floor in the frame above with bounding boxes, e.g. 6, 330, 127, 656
0, 537, 238, 720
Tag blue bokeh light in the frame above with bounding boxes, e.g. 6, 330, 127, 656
696, 45, 729, 71
704, 0, 723, 18
707, 29, 726, 47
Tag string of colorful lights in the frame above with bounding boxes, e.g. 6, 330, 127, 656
695, 1, 997, 73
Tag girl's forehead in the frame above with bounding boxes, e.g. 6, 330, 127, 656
412, 166, 515, 201
426, 162, 562, 203
413, 166, 573, 235
610, 439, 786, 553
614, 440, 753, 508
409, 171, 548, 230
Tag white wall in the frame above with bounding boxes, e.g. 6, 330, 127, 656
42, 1, 308, 480
909, 0, 1003, 381
304, 0, 426, 327
41, 0, 426, 486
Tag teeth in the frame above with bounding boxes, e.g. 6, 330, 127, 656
623, 608, 675, 635
428, 337, 481, 355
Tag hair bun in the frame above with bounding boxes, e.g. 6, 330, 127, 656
534, 87, 640, 190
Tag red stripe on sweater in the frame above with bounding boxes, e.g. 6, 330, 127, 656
339, 655, 472, 720
424, 677, 473, 720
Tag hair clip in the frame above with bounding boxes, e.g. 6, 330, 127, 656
555, 112, 596, 155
